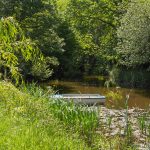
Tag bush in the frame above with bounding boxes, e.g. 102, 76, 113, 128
106, 89, 124, 108
113, 67, 150, 88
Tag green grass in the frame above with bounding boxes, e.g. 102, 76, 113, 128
0, 81, 89, 150
18, 83, 137, 149
0, 81, 146, 149
20, 83, 100, 147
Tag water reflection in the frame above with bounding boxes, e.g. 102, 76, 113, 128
47, 80, 150, 109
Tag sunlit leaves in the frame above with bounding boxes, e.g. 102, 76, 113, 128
22, 10, 64, 65
0, 17, 53, 83
64, 0, 123, 75
117, 0, 150, 69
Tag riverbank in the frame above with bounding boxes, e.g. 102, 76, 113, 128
0, 81, 89, 149
0, 81, 150, 149
97, 106, 150, 149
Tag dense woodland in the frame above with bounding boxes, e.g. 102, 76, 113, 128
0, 0, 150, 87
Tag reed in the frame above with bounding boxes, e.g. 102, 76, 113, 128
20, 82, 99, 145
107, 115, 113, 150
138, 115, 147, 135
1, 81, 150, 149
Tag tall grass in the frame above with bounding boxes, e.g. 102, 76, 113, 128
49, 99, 99, 143
19, 82, 147, 149
20, 83, 99, 145
0, 81, 90, 150
1, 81, 150, 149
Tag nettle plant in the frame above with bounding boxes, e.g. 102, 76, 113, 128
0, 17, 53, 83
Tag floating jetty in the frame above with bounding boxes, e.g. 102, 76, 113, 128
51, 94, 105, 105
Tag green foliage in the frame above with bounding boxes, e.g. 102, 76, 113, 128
117, 0, 150, 69
112, 67, 150, 88
106, 89, 123, 108
0, 81, 89, 150
0, 17, 31, 83
56, 0, 69, 15
0, 17, 54, 83
49, 99, 99, 142
21, 82, 129, 149
64, 0, 128, 76
1, 0, 150, 88
0, 0, 55, 20
22, 10, 65, 57
104, 68, 117, 88
55, 21, 82, 78
31, 57, 59, 80
0, 1, 62, 80
0, 0, 129, 80
21, 82, 99, 144
0, 80, 147, 149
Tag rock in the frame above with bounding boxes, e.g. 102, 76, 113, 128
110, 124, 116, 129
110, 128, 120, 136
118, 120, 125, 128
139, 138, 146, 143
120, 130, 125, 136
128, 109, 135, 114
97, 106, 150, 147
109, 110, 116, 116
133, 130, 141, 139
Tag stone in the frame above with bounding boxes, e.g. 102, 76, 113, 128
133, 130, 141, 139
110, 128, 120, 136
97, 106, 150, 148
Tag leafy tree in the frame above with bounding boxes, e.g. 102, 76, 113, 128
0, 0, 55, 20
22, 10, 64, 57
55, 21, 82, 78
117, 0, 150, 70
0, 17, 54, 83
22, 10, 64, 77
65, 0, 126, 76
0, 0, 64, 80
56, 0, 69, 16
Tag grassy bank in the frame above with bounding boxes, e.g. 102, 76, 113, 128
0, 81, 124, 149
0, 81, 148, 149
0, 81, 90, 150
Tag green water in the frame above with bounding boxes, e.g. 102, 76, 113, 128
46, 80, 150, 109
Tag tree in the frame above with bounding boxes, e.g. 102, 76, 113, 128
0, 0, 55, 20
117, 0, 150, 70
55, 21, 82, 78
0, 0, 64, 80
65, 0, 127, 76
0, 17, 54, 83
22, 10, 64, 57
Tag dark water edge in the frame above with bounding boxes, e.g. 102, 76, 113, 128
42, 80, 150, 109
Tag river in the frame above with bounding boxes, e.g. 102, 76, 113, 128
46, 80, 150, 109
